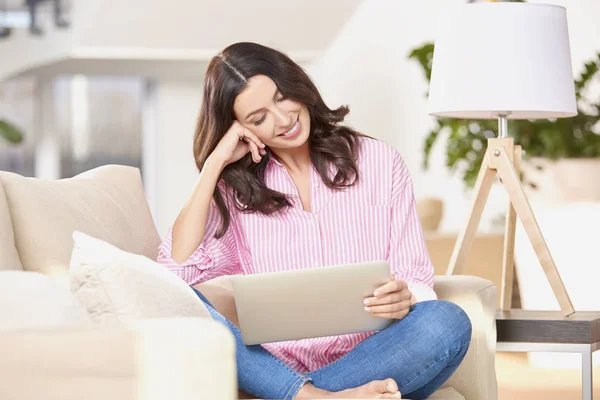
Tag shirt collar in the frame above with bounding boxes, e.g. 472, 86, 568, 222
267, 154, 285, 169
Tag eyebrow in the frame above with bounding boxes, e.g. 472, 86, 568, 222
244, 88, 280, 120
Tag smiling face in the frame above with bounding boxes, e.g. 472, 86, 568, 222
233, 75, 311, 150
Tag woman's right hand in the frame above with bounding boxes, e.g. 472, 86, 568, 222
209, 121, 267, 166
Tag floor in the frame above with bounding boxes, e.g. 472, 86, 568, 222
497, 352, 600, 399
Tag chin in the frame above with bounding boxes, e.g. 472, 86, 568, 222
288, 128, 310, 147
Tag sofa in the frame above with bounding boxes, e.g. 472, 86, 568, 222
0, 164, 498, 400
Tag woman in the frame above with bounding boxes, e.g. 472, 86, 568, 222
157, 42, 471, 400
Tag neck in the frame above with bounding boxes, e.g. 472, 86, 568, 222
271, 141, 311, 174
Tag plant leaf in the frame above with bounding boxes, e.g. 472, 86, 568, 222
0, 120, 24, 144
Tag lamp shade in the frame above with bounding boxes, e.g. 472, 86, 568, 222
427, 3, 577, 120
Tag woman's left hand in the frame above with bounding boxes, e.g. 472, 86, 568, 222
363, 275, 415, 320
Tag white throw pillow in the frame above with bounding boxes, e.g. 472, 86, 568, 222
0, 271, 92, 332
69, 231, 211, 324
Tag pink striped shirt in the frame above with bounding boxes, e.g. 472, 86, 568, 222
157, 136, 436, 373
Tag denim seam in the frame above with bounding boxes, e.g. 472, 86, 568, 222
218, 316, 309, 397
265, 347, 308, 378
307, 329, 385, 377
402, 339, 470, 391
284, 375, 312, 400
446, 338, 471, 368
236, 339, 309, 399
403, 352, 450, 392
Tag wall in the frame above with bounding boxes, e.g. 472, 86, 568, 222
305, 0, 504, 233
144, 79, 204, 237
0, 0, 102, 80
306, 0, 600, 233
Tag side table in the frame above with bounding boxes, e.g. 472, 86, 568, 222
496, 310, 600, 400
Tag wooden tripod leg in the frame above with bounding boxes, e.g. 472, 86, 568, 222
500, 146, 521, 311
447, 151, 497, 275
493, 147, 575, 316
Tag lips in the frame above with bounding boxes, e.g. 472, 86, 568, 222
278, 116, 300, 137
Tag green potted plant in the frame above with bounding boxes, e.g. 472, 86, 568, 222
0, 119, 24, 145
408, 43, 600, 204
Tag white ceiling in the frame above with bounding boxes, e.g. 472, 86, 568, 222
0, 0, 363, 80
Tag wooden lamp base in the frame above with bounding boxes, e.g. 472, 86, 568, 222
446, 137, 575, 317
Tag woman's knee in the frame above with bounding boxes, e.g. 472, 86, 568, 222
412, 300, 472, 344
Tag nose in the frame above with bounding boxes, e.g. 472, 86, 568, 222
273, 105, 293, 128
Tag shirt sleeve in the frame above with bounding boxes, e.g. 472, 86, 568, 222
156, 193, 242, 286
388, 150, 437, 302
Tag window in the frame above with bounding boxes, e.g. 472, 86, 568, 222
55, 75, 144, 178
0, 75, 145, 179
0, 78, 36, 176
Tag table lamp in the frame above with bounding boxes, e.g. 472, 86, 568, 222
427, 2, 577, 316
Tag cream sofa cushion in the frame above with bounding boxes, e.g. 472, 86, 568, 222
0, 165, 161, 279
0, 318, 236, 400
70, 231, 211, 324
0, 271, 91, 331
0, 181, 22, 271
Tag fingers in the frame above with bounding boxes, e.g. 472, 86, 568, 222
364, 290, 411, 307
247, 140, 262, 163
373, 279, 407, 297
365, 278, 412, 320
365, 299, 411, 314
237, 130, 266, 163
364, 292, 401, 306
239, 130, 265, 150
371, 306, 410, 321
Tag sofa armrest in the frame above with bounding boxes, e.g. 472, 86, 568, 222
434, 275, 498, 400
0, 318, 236, 400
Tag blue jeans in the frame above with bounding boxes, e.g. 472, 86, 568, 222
192, 288, 471, 400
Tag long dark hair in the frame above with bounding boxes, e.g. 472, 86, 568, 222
194, 42, 366, 238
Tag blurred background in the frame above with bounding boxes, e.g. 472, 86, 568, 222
1, 1, 599, 398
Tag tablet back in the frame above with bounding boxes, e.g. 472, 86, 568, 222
232, 260, 393, 345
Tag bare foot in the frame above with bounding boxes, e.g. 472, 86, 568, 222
295, 379, 401, 399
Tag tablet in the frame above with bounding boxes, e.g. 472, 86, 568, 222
231, 260, 393, 345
